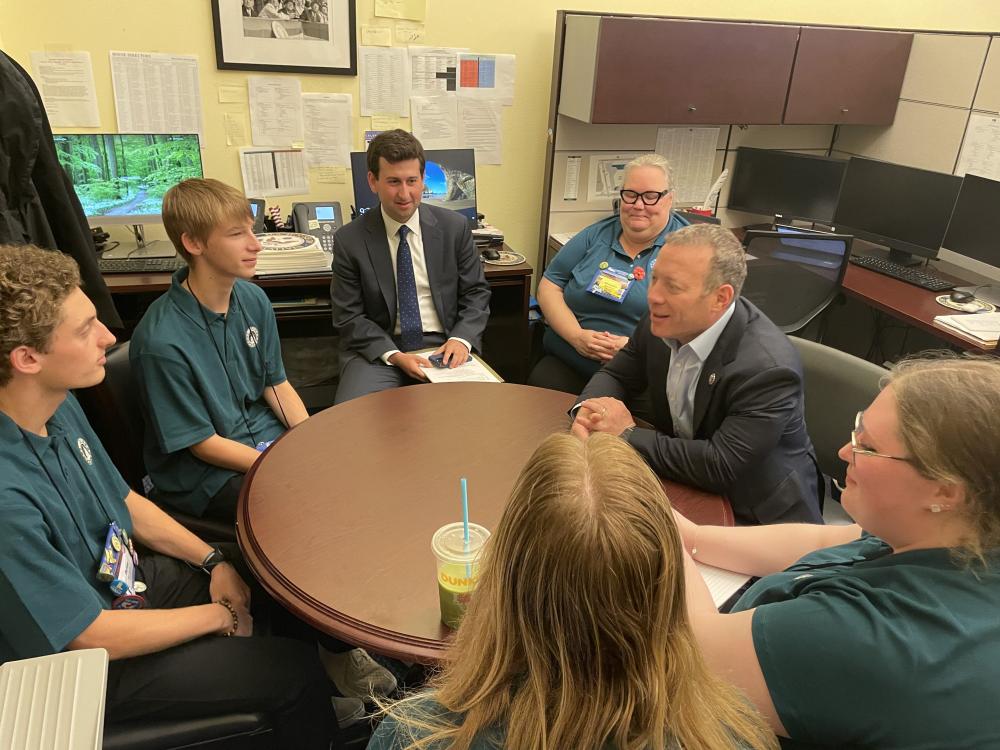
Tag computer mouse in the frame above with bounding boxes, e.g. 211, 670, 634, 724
482, 247, 501, 261
950, 290, 975, 304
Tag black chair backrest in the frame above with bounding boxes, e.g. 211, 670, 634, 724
742, 229, 853, 334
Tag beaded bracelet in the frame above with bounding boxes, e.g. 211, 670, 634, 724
218, 598, 238, 637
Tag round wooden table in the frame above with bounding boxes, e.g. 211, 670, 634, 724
238, 382, 732, 663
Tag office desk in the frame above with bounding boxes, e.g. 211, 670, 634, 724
102, 253, 534, 386
237, 383, 733, 664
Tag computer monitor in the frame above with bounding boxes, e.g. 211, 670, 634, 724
54, 133, 203, 257
942, 173, 1000, 268
350, 148, 477, 224
727, 147, 847, 224
833, 157, 962, 265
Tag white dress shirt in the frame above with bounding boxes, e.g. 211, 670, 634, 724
379, 206, 470, 363
663, 303, 736, 440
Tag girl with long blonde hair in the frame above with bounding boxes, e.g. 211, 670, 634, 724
368, 432, 777, 750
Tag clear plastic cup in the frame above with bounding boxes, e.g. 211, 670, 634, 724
431, 522, 490, 629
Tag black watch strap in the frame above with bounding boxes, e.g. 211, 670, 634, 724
199, 546, 226, 575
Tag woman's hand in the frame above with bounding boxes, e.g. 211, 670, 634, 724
574, 329, 619, 361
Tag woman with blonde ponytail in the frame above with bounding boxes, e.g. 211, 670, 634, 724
368, 432, 777, 750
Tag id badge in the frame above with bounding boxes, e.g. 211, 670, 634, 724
97, 522, 144, 602
586, 267, 633, 304
255, 440, 274, 452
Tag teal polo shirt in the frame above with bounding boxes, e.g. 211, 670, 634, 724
543, 212, 690, 337
0, 395, 131, 662
130, 269, 287, 516
733, 533, 1000, 748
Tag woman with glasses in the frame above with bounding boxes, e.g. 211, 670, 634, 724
529, 154, 689, 393
675, 354, 1000, 749
368, 433, 778, 750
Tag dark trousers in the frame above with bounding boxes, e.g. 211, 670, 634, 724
105, 546, 339, 749
335, 333, 448, 404
201, 473, 244, 523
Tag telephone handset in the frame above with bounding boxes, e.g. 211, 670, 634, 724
249, 198, 266, 233
291, 202, 343, 253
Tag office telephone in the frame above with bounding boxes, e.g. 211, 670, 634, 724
291, 202, 343, 253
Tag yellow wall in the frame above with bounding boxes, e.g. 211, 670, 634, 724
2, 0, 1000, 266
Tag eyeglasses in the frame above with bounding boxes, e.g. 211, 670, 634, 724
850, 411, 910, 463
619, 188, 671, 206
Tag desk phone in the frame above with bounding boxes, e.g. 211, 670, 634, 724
291, 202, 342, 253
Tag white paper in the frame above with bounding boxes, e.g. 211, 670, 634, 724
248, 76, 304, 147
563, 155, 582, 201
360, 46, 408, 116
410, 96, 459, 149
458, 99, 502, 165
302, 93, 352, 167
588, 153, 642, 202
696, 561, 752, 609
30, 51, 100, 127
418, 354, 502, 383
457, 53, 515, 106
110, 51, 203, 138
407, 46, 461, 95
654, 127, 720, 204
956, 112, 1000, 181
239, 147, 309, 197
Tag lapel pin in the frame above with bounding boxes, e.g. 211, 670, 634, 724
708, 372, 717, 385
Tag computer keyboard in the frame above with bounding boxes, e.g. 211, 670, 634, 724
98, 256, 187, 274
848, 254, 954, 292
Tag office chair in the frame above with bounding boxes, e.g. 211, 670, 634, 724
790, 337, 887, 493
742, 230, 853, 336
76, 341, 235, 543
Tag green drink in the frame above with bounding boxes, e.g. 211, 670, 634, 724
432, 522, 490, 629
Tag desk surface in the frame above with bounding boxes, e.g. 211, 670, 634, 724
237, 383, 732, 663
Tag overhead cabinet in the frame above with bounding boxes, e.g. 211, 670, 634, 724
559, 16, 913, 126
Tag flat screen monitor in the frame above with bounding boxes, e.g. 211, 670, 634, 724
350, 148, 477, 224
942, 173, 1000, 268
53, 133, 203, 224
727, 147, 847, 224
833, 157, 962, 264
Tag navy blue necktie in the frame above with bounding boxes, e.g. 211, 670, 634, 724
396, 225, 423, 352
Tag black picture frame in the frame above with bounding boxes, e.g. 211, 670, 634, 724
212, 0, 357, 76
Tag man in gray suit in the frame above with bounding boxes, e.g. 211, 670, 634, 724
331, 130, 491, 403
572, 224, 822, 525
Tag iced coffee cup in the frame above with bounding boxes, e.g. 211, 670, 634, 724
432, 522, 490, 629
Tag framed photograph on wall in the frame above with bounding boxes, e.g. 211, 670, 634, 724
212, 0, 357, 76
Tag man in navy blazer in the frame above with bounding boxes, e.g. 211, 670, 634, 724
572, 224, 822, 525
331, 130, 490, 402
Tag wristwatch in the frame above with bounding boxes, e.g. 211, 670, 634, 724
199, 546, 226, 575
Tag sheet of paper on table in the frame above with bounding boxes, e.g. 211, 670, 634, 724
417, 352, 503, 383
696, 561, 752, 609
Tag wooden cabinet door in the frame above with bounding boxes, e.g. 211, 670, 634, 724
591, 18, 799, 124
784, 27, 913, 125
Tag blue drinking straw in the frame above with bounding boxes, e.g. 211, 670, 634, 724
461, 477, 471, 577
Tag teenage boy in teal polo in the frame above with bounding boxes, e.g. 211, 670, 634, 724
130, 178, 309, 522
130, 179, 397, 701
0, 243, 340, 745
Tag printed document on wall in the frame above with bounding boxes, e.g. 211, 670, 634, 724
30, 51, 100, 127
374, 0, 425, 20
302, 93, 352, 167
408, 46, 462, 95
411, 96, 459, 149
239, 147, 309, 198
110, 51, 203, 138
458, 99, 502, 165
588, 154, 642, 202
458, 53, 515, 106
655, 127, 719, 204
360, 46, 408, 116
248, 76, 304, 147
956, 113, 1000, 181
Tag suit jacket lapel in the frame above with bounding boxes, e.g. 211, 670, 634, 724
649, 333, 672, 430
692, 300, 747, 435
419, 207, 446, 322
365, 208, 396, 325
